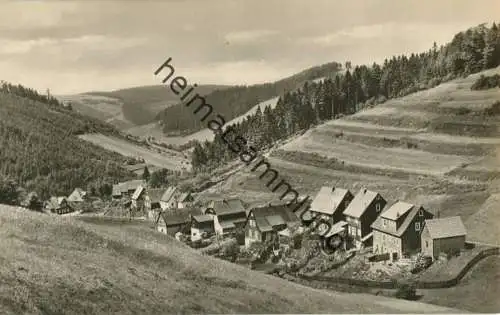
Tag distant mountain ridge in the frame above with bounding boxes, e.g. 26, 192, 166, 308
155, 61, 343, 135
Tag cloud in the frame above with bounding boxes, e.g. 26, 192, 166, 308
0, 35, 147, 56
224, 30, 279, 44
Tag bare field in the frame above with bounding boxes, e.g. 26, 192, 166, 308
282, 136, 476, 176
79, 133, 191, 172
465, 194, 500, 246
419, 256, 500, 313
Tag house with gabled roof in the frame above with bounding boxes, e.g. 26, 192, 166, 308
45, 196, 73, 215
343, 188, 387, 248
160, 186, 180, 210
371, 201, 434, 260
145, 188, 166, 220
112, 180, 145, 199
177, 191, 195, 208
244, 204, 300, 248
310, 186, 354, 225
191, 214, 214, 241
155, 208, 202, 236
421, 216, 467, 260
204, 198, 247, 236
67, 188, 87, 203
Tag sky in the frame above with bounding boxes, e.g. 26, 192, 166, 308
0, 0, 499, 95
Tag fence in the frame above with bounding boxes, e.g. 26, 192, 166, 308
293, 246, 499, 290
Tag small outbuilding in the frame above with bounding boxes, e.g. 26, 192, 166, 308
421, 216, 467, 260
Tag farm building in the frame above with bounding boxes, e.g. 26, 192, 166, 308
421, 216, 467, 260
343, 188, 387, 248
155, 208, 202, 236
45, 196, 73, 215
371, 201, 434, 261
145, 188, 165, 220
191, 215, 214, 241
244, 204, 299, 248
131, 185, 147, 211
67, 188, 87, 203
112, 180, 145, 199
160, 186, 180, 210
310, 186, 354, 225
177, 192, 195, 208
204, 198, 247, 236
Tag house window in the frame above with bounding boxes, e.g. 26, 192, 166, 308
249, 219, 256, 228
415, 222, 421, 231
375, 203, 381, 212
418, 210, 423, 217
425, 240, 429, 248
383, 219, 387, 227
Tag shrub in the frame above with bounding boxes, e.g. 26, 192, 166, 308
471, 74, 500, 90
394, 282, 417, 300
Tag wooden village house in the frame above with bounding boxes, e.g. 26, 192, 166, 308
191, 214, 215, 241
371, 201, 434, 260
421, 216, 467, 260
177, 192, 195, 208
244, 204, 299, 248
145, 188, 165, 221
67, 188, 87, 203
112, 180, 145, 199
160, 186, 180, 210
204, 198, 247, 236
155, 208, 202, 237
343, 189, 387, 248
310, 186, 354, 225
45, 196, 73, 215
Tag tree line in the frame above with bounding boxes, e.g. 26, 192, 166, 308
190, 23, 500, 171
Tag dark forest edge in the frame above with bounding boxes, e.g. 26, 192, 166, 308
0, 82, 137, 203
190, 23, 500, 172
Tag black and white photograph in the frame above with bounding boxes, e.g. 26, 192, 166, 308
0, 0, 499, 314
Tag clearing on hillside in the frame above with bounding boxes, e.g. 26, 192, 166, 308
0, 206, 460, 314
79, 133, 191, 172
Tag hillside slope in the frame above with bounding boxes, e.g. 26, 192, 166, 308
0, 206, 460, 314
0, 85, 135, 199
61, 85, 228, 130
200, 67, 500, 246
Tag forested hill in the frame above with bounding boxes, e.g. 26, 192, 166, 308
155, 62, 343, 135
0, 82, 135, 201
88, 84, 228, 126
191, 23, 500, 170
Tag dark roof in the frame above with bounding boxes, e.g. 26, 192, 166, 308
157, 208, 202, 226
113, 180, 145, 195
248, 205, 299, 232
207, 198, 246, 216
371, 203, 431, 237
424, 216, 467, 239
46, 196, 68, 210
192, 214, 213, 223
148, 188, 166, 203
343, 189, 381, 218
